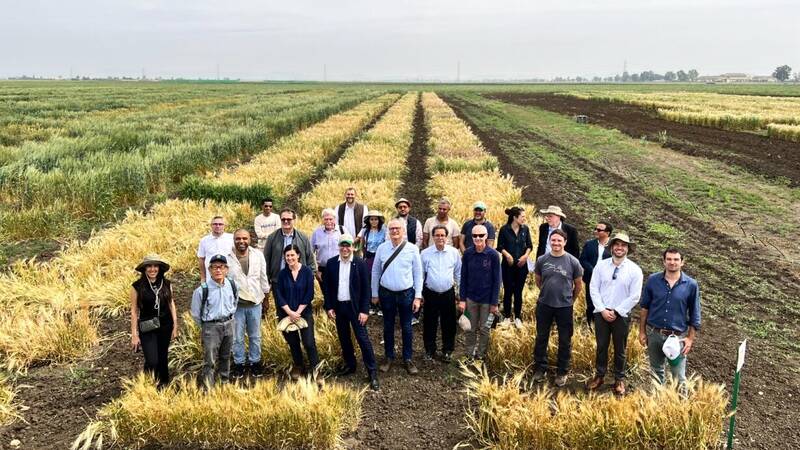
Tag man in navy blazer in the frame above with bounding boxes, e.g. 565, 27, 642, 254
579, 222, 613, 327
535, 205, 580, 259
323, 234, 379, 390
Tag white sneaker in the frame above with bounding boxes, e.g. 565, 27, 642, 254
514, 318, 523, 329
502, 317, 512, 325
411, 317, 420, 326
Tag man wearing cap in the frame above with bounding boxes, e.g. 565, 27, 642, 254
264, 207, 316, 287
421, 225, 462, 362
254, 197, 281, 250
458, 224, 501, 361
586, 232, 643, 395
639, 248, 701, 385
311, 208, 346, 287
579, 221, 613, 327
394, 198, 423, 248
197, 216, 234, 284
532, 229, 583, 387
228, 229, 271, 379
423, 198, 461, 250
460, 201, 496, 252
335, 187, 369, 237
534, 206, 580, 261
190, 254, 238, 387
372, 218, 424, 374
323, 234, 380, 390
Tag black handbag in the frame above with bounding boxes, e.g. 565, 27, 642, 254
138, 316, 160, 333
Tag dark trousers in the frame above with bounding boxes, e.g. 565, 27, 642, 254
282, 312, 320, 371
422, 287, 457, 355
584, 287, 595, 326
140, 322, 172, 387
380, 286, 414, 361
335, 301, 377, 373
594, 313, 631, 380
501, 263, 528, 319
533, 303, 574, 375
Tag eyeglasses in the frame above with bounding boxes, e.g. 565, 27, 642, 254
211, 223, 224, 226
210, 265, 225, 271
612, 266, 620, 280
595, 228, 607, 232
263, 204, 273, 208
388, 227, 402, 231
472, 233, 486, 238
281, 217, 293, 222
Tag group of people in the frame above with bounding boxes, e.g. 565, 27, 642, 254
129, 188, 701, 395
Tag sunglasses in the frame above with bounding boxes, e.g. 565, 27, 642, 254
612, 266, 620, 280
281, 217, 293, 222
388, 227, 402, 231
262, 204, 273, 208
595, 228, 608, 232
472, 233, 486, 238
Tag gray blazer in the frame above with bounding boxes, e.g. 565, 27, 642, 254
263, 228, 316, 285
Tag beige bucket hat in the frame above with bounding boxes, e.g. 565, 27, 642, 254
135, 254, 171, 274
539, 205, 566, 219
608, 231, 636, 251
277, 316, 309, 333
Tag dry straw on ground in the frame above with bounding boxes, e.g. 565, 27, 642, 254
73, 374, 364, 450
465, 368, 728, 449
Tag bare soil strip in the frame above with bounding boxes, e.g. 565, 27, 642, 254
442, 92, 800, 450
488, 92, 800, 186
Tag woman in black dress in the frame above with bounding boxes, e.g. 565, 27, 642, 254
130, 254, 178, 387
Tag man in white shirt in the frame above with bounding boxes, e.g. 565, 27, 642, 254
586, 232, 643, 396
197, 216, 234, 283
422, 198, 461, 249
335, 187, 368, 237
254, 198, 280, 249
228, 229, 271, 379
420, 225, 462, 362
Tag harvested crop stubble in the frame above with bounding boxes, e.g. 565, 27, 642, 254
73, 374, 363, 450
0, 376, 20, 426
209, 93, 400, 200
466, 369, 727, 450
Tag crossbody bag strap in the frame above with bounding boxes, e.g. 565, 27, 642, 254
380, 241, 407, 282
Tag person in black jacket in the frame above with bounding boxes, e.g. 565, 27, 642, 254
535, 205, 580, 259
578, 221, 613, 327
323, 234, 379, 390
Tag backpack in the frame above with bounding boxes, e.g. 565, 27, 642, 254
200, 278, 238, 322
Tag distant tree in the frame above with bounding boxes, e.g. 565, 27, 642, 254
622, 71, 630, 82
576, 76, 585, 82
664, 71, 676, 81
793, 72, 800, 82
773, 65, 792, 82
676, 70, 689, 82
688, 69, 699, 81
631, 73, 640, 82
592, 76, 602, 82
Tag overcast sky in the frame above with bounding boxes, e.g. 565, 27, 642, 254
2, 0, 798, 80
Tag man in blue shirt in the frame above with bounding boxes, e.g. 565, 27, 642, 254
190, 254, 239, 388
639, 247, 701, 385
372, 218, 424, 374
458, 225, 501, 361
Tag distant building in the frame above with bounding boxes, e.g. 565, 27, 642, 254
697, 73, 777, 83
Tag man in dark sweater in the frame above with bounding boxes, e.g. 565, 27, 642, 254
457, 225, 502, 360
534, 205, 580, 260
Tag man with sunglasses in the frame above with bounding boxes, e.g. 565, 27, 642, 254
197, 216, 234, 284
586, 232, 643, 395
458, 225, 501, 362
579, 222, 613, 327
254, 197, 280, 250
263, 208, 316, 287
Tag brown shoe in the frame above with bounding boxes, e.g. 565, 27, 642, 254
379, 359, 393, 373
613, 380, 626, 396
586, 376, 604, 391
404, 360, 418, 375
289, 366, 301, 382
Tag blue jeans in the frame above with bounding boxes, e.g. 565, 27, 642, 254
380, 286, 414, 361
233, 303, 262, 365
646, 326, 687, 385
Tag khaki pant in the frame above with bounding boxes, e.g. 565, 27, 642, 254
465, 300, 492, 358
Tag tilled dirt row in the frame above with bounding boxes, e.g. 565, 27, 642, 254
442, 92, 800, 450
488, 92, 800, 186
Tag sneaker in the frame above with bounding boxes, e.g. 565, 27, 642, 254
423, 352, 434, 362
377, 310, 384, 317
369, 308, 376, 316
289, 366, 301, 382
514, 318, 523, 329
411, 317, 420, 326
503, 317, 513, 325
531, 369, 547, 383
555, 374, 568, 387
404, 360, 419, 375
379, 358, 393, 373
250, 362, 264, 378
335, 365, 357, 377
441, 352, 453, 363
586, 376, 604, 391
231, 364, 245, 379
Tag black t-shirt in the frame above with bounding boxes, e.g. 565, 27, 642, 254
132, 277, 173, 324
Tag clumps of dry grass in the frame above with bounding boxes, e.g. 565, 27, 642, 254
465, 368, 727, 449
0, 375, 21, 426
170, 312, 344, 375
73, 374, 364, 450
